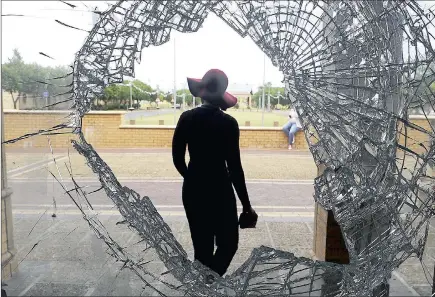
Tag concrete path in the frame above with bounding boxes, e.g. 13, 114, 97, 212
3, 210, 422, 296
5, 147, 313, 155
4, 177, 431, 296
3, 148, 433, 296
9, 179, 315, 210
123, 109, 175, 120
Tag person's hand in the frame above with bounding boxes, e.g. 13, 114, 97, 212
239, 206, 258, 229
243, 206, 258, 220
243, 206, 255, 214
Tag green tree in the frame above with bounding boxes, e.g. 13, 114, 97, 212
176, 89, 194, 106
252, 82, 287, 109
96, 79, 156, 110
2, 64, 20, 109
101, 84, 123, 108
1, 49, 24, 109
2, 49, 72, 109
130, 80, 155, 107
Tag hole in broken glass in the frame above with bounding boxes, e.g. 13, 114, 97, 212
3, 1, 435, 296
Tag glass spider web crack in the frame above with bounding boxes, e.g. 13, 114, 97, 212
3, 0, 435, 296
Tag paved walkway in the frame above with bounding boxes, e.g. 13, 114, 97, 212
5, 149, 316, 180
4, 147, 313, 155
9, 179, 315, 209
3, 148, 434, 295
2, 211, 423, 296
3, 178, 433, 296
123, 108, 174, 120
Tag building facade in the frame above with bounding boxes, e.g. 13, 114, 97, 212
226, 83, 253, 108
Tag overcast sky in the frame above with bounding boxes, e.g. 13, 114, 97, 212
2, 1, 433, 92
1, 1, 284, 92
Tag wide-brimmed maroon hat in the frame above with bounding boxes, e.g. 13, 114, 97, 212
187, 69, 237, 109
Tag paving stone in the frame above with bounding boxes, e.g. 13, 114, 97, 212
14, 221, 59, 243
7, 217, 425, 296
24, 283, 91, 296
426, 232, 435, 247
90, 264, 164, 296
37, 261, 108, 285
239, 230, 272, 248
386, 273, 420, 296
305, 222, 315, 233
424, 247, 435, 259
3, 261, 53, 293
397, 264, 434, 286
239, 237, 270, 249
270, 232, 312, 247
402, 254, 434, 266
266, 222, 311, 234
47, 220, 89, 234
166, 221, 187, 233
2, 262, 52, 292
274, 246, 314, 259
178, 233, 193, 249
232, 248, 256, 264
22, 243, 77, 262
412, 285, 432, 296
124, 243, 162, 261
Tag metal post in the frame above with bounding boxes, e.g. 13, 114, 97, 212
261, 53, 266, 126
267, 87, 271, 112
173, 37, 177, 124
1, 93, 17, 279
45, 72, 49, 109
129, 81, 133, 109
277, 90, 281, 106
182, 93, 185, 110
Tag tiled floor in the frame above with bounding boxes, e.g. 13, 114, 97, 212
3, 212, 431, 296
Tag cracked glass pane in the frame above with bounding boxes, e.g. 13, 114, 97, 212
2, 1, 435, 296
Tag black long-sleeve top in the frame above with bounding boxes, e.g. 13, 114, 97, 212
172, 105, 251, 210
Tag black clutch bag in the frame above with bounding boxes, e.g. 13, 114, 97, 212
239, 211, 258, 229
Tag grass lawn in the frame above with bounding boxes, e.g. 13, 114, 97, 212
129, 110, 289, 127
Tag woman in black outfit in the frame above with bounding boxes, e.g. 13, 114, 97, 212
172, 69, 257, 278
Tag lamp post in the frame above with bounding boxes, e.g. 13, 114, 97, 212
1, 94, 17, 279
261, 53, 266, 126
182, 93, 185, 110
176, 93, 186, 110
173, 37, 177, 124
44, 73, 49, 109
269, 91, 282, 110
128, 81, 134, 111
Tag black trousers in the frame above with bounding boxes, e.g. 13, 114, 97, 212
182, 180, 239, 276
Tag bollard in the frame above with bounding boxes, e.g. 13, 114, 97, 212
313, 163, 350, 264
273, 121, 279, 127
129, 119, 135, 125
159, 120, 164, 125
245, 121, 251, 127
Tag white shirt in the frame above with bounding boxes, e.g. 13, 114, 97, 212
289, 109, 302, 129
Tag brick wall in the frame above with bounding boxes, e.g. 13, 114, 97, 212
3, 111, 77, 148
397, 115, 434, 154
3, 110, 433, 152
